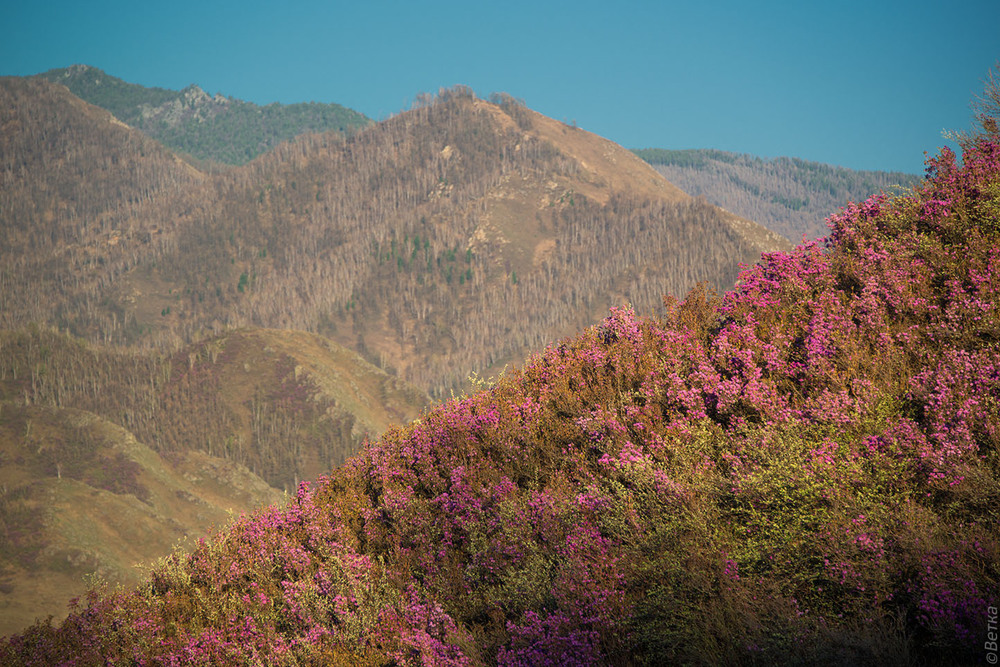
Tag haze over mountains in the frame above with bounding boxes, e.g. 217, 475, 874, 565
0, 67, 923, 637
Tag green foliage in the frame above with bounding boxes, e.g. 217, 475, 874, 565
631, 148, 737, 169
35, 65, 177, 125
771, 193, 809, 210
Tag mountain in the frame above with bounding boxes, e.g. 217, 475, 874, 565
34, 64, 371, 166
633, 148, 922, 242
4, 93, 998, 665
0, 79, 789, 400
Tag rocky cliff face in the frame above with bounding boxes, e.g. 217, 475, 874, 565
137, 84, 232, 126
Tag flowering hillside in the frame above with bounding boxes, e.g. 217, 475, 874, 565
4, 126, 1000, 665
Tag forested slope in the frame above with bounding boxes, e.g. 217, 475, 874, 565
634, 148, 921, 242
34, 65, 371, 165
1, 81, 787, 398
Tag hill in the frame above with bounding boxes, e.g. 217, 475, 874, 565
633, 148, 922, 242
0, 325, 428, 493
150, 328, 429, 489
0, 79, 789, 399
34, 65, 371, 166
3, 88, 998, 665
0, 400, 284, 637
0, 325, 428, 634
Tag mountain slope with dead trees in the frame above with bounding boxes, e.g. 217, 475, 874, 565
1, 81, 788, 398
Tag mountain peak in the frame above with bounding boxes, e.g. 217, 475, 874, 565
31, 67, 370, 165
472, 93, 789, 257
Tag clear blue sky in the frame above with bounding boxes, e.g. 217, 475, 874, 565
3, 0, 998, 174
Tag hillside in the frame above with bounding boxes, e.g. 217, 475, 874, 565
0, 325, 428, 634
0, 401, 284, 637
4, 90, 998, 665
150, 328, 429, 488
633, 148, 921, 242
0, 76, 205, 335
1, 80, 789, 398
34, 65, 372, 166
0, 326, 429, 493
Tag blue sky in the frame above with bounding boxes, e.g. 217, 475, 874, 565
3, 0, 998, 174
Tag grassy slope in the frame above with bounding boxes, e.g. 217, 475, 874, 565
0, 326, 428, 635
0, 403, 284, 636
3, 114, 998, 664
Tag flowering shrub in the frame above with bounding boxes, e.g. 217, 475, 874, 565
3, 120, 1000, 665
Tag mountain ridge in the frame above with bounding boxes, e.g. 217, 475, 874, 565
633, 147, 922, 241
24, 65, 917, 246
33, 64, 372, 166
1, 78, 789, 398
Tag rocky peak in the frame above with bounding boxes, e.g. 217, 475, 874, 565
139, 84, 231, 126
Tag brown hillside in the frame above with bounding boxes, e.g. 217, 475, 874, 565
512, 102, 787, 255
0, 324, 427, 634
0, 327, 428, 492
1, 84, 789, 397
0, 401, 283, 637
153, 328, 429, 489
510, 102, 690, 204
0, 77, 205, 334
